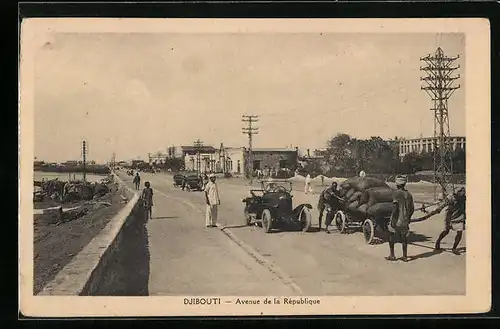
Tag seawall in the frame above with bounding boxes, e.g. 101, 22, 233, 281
38, 172, 150, 296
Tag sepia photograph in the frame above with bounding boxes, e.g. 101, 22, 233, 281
19, 18, 491, 316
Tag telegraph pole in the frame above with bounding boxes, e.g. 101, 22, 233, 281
420, 47, 460, 200
194, 139, 203, 175
242, 114, 259, 183
82, 140, 88, 183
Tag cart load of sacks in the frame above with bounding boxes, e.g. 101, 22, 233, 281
337, 177, 395, 218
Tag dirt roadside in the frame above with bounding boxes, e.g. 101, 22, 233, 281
33, 184, 128, 295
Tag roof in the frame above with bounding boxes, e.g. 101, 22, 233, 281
251, 148, 297, 152
180, 146, 217, 153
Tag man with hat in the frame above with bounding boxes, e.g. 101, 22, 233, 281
386, 175, 414, 262
317, 181, 340, 233
204, 173, 221, 228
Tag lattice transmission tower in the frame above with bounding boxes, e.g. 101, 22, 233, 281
420, 47, 460, 199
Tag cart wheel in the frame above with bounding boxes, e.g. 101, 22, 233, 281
363, 218, 375, 244
261, 209, 273, 233
335, 210, 347, 233
299, 207, 312, 232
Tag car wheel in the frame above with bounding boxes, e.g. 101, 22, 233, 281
261, 209, 272, 233
244, 206, 252, 226
299, 207, 312, 232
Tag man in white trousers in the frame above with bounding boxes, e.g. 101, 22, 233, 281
204, 173, 221, 228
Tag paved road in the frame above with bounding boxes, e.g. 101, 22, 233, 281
119, 171, 466, 296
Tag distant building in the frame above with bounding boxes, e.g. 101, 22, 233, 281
62, 160, 79, 166
181, 145, 218, 172
399, 136, 466, 157
224, 147, 298, 176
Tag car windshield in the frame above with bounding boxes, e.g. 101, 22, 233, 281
262, 181, 292, 193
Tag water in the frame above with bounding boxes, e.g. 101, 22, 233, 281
34, 171, 108, 183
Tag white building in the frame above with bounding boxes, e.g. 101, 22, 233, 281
399, 136, 466, 157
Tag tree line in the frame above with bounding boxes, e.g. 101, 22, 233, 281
301, 133, 465, 177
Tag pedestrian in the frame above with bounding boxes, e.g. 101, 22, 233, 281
386, 175, 414, 262
141, 181, 154, 220
305, 173, 313, 194
204, 173, 221, 228
321, 175, 325, 186
434, 187, 466, 255
318, 181, 339, 233
133, 172, 141, 190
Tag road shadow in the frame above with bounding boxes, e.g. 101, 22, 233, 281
407, 249, 443, 261
92, 203, 150, 296
407, 231, 432, 243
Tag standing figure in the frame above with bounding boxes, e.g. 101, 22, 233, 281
318, 181, 339, 233
204, 173, 221, 228
386, 175, 414, 262
141, 181, 154, 220
133, 172, 141, 190
304, 174, 313, 194
434, 187, 466, 255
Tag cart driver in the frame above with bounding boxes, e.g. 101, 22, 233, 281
318, 181, 340, 233
265, 177, 278, 192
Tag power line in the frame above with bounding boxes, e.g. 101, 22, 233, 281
420, 47, 460, 200
242, 114, 259, 183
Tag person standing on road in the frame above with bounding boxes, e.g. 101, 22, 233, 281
204, 173, 221, 228
133, 172, 141, 190
141, 181, 154, 220
386, 175, 414, 262
305, 173, 313, 194
318, 181, 339, 233
432, 187, 466, 255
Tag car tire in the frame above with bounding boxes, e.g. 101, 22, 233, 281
262, 209, 273, 233
299, 207, 312, 232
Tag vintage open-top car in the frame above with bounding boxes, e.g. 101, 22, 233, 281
242, 180, 313, 233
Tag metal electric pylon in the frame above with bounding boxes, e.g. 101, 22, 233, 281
420, 47, 460, 200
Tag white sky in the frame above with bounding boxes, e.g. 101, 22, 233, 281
34, 33, 465, 163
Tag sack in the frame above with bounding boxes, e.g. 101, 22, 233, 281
367, 187, 394, 207
345, 188, 356, 200
350, 177, 389, 191
348, 191, 362, 203
347, 200, 359, 210
359, 190, 370, 205
357, 203, 369, 215
367, 202, 394, 218
340, 177, 359, 189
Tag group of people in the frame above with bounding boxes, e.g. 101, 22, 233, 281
134, 170, 221, 227
315, 172, 466, 262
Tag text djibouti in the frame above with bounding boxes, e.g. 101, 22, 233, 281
184, 298, 221, 305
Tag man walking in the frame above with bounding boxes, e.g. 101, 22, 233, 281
386, 175, 414, 262
433, 187, 466, 255
133, 172, 141, 190
141, 181, 154, 220
204, 173, 221, 228
318, 181, 339, 233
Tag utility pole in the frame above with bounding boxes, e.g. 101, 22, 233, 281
420, 47, 460, 200
82, 140, 88, 183
111, 152, 116, 169
242, 114, 259, 183
193, 139, 203, 175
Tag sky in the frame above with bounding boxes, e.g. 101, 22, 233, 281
33, 33, 465, 163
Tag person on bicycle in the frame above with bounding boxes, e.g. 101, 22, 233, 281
133, 172, 141, 190
141, 181, 154, 219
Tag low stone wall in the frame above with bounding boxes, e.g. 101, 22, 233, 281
39, 173, 150, 296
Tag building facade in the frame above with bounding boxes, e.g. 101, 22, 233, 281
399, 136, 466, 157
